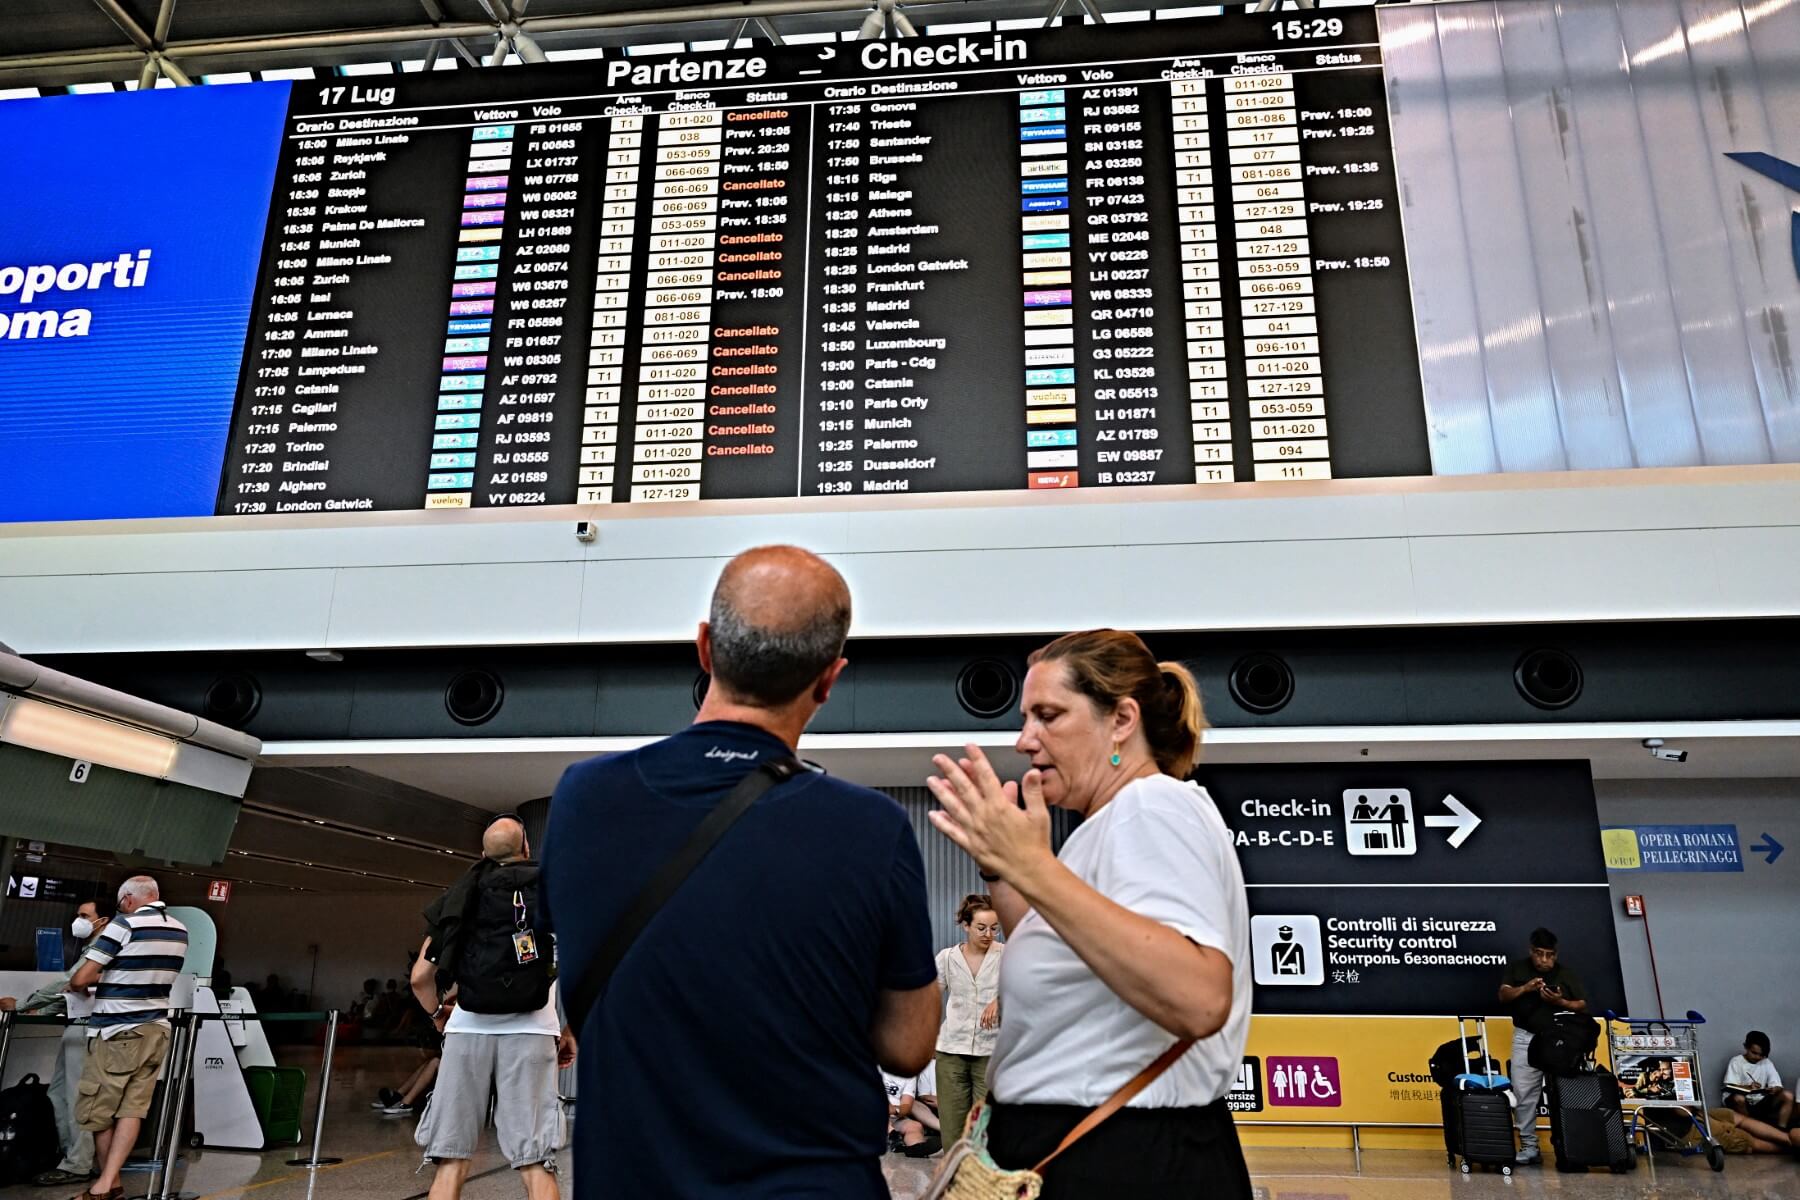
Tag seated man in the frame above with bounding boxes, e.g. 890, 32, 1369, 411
369, 979, 402, 1035
349, 978, 380, 1022
882, 1061, 940, 1158
371, 1048, 440, 1117
1723, 1031, 1792, 1129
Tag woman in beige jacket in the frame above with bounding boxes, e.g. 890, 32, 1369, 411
933, 892, 1003, 1147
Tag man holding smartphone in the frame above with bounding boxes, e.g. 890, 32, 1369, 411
1496, 927, 1587, 1165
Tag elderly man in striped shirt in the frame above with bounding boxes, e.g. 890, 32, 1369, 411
65, 876, 188, 1200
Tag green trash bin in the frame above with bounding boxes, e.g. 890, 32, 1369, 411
242, 1066, 307, 1146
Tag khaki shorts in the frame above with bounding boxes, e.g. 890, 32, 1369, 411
76, 1024, 171, 1131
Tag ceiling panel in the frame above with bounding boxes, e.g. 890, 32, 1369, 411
227, 809, 471, 887
2, 1, 129, 56
245, 765, 491, 852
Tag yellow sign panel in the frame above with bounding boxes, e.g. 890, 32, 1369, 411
1235, 1015, 1485, 1126
1229, 1015, 1605, 1148
1601, 827, 1643, 870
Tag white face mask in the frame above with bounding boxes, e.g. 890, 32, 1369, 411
71, 917, 95, 940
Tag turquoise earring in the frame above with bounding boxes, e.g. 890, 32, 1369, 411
1109, 743, 1122, 767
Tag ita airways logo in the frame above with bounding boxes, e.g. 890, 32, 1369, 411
1268, 1056, 1342, 1107
1726, 152, 1800, 281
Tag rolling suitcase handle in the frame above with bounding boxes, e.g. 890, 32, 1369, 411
1455, 1014, 1503, 1088
1446, 1014, 1519, 1176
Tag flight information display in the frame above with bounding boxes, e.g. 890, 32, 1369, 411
219, 10, 1427, 514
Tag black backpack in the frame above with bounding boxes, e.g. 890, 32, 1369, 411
432, 859, 553, 1015
1529, 1013, 1601, 1075
1429, 1036, 1503, 1089
0, 1073, 59, 1184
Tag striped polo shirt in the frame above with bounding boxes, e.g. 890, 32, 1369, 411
83, 902, 189, 1038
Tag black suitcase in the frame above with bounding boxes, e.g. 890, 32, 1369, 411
1447, 1084, 1517, 1174
1436, 1016, 1517, 1175
1547, 1067, 1635, 1172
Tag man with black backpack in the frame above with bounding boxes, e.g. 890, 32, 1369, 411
1497, 926, 1588, 1165
410, 815, 574, 1200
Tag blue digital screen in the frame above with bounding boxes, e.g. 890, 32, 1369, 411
0, 83, 289, 522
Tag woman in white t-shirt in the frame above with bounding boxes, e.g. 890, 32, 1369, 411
926, 628, 1252, 1198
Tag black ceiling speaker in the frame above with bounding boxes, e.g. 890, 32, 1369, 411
445, 669, 504, 726
692, 672, 711, 710
1228, 653, 1294, 715
1514, 648, 1583, 710
202, 674, 261, 727
955, 659, 1020, 720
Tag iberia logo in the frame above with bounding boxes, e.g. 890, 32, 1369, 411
1726, 153, 1800, 282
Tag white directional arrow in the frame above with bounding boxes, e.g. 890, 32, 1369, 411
1423, 794, 1481, 849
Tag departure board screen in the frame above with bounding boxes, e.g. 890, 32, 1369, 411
219, 10, 1427, 514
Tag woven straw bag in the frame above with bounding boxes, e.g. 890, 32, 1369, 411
922, 1105, 1043, 1200
922, 1038, 1195, 1200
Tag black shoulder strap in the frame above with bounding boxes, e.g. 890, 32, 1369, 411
431, 858, 493, 976
565, 756, 805, 1037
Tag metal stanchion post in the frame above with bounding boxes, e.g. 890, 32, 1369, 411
142, 1013, 195, 1200
286, 1011, 343, 1167
142, 1016, 183, 1197
0, 1009, 15, 1083
158, 1013, 204, 1200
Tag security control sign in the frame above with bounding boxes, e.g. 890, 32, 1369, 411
1194, 761, 1625, 1017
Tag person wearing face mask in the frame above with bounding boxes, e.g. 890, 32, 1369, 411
66, 877, 187, 1200
933, 893, 1004, 1152
925, 629, 1252, 1199
0, 900, 109, 1188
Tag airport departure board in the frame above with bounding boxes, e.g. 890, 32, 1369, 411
220, 10, 1427, 514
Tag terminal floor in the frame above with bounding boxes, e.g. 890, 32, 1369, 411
3, 1047, 1792, 1200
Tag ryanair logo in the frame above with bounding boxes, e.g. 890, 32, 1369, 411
1726, 152, 1800, 281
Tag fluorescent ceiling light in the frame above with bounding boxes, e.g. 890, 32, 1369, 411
0, 696, 178, 779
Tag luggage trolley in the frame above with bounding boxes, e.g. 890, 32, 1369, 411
1603, 1010, 1725, 1172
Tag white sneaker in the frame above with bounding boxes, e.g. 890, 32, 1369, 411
1515, 1146, 1542, 1165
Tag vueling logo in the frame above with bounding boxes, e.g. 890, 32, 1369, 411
1726, 152, 1800, 281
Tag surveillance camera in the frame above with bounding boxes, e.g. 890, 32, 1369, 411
574, 521, 597, 543
1642, 738, 1688, 764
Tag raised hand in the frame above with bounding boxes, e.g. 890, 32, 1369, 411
926, 745, 1053, 888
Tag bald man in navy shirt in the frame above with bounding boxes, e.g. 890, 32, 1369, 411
541, 546, 939, 1199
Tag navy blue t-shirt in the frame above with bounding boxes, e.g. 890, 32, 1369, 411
540, 720, 936, 1199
